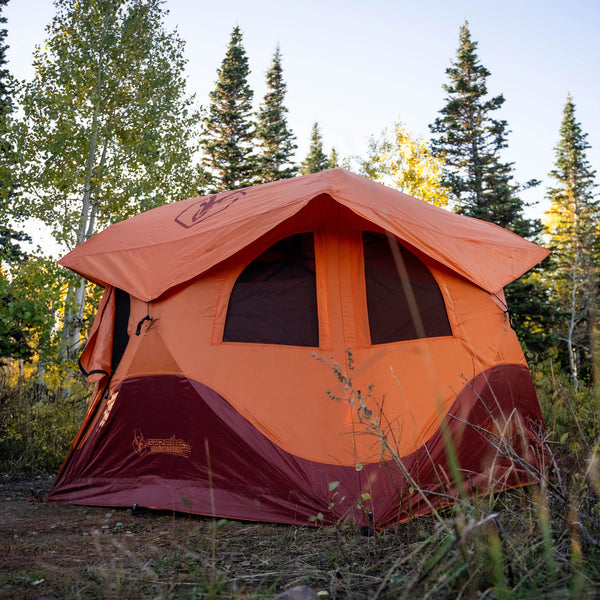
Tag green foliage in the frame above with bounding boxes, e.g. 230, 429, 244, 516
0, 0, 32, 274
504, 260, 558, 364
16, 0, 199, 249
201, 26, 257, 192
0, 238, 66, 363
0, 369, 86, 473
0, 273, 37, 361
429, 21, 538, 238
255, 46, 297, 183
536, 365, 600, 454
300, 122, 329, 174
360, 119, 450, 206
328, 147, 340, 168
543, 96, 599, 387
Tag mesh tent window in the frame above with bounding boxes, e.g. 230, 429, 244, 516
363, 232, 452, 344
112, 288, 131, 373
223, 233, 319, 346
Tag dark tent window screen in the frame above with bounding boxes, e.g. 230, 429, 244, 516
223, 233, 319, 346
111, 288, 131, 373
363, 232, 452, 344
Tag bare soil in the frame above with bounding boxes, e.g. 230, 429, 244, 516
0, 476, 412, 600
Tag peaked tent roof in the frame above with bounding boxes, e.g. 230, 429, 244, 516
59, 168, 549, 300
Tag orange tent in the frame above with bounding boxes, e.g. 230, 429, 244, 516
48, 168, 549, 527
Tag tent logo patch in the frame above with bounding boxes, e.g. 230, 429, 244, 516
174, 190, 247, 228
133, 429, 192, 458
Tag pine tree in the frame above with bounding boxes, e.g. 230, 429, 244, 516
202, 26, 256, 191
255, 46, 297, 182
544, 96, 598, 388
429, 21, 536, 238
430, 21, 553, 359
300, 122, 329, 174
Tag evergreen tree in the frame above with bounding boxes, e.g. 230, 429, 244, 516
255, 46, 297, 182
544, 96, 599, 388
202, 26, 256, 191
429, 21, 537, 238
300, 122, 329, 174
430, 21, 552, 359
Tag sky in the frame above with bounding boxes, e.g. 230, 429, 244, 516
4, 0, 600, 252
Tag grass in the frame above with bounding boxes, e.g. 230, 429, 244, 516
2, 362, 600, 598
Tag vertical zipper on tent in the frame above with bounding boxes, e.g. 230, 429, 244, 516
494, 293, 516, 331
135, 302, 153, 336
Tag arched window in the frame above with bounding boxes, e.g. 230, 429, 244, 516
223, 233, 319, 346
363, 232, 452, 344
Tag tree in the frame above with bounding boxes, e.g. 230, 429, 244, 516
0, 0, 26, 244
0, 0, 9, 116
15, 0, 199, 364
328, 147, 339, 169
429, 21, 552, 358
0, 256, 64, 364
429, 21, 537, 237
300, 122, 329, 174
201, 26, 256, 192
360, 119, 450, 207
255, 46, 297, 183
0, 0, 42, 363
544, 96, 599, 388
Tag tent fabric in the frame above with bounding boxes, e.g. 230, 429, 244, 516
58, 168, 549, 300
48, 169, 549, 527
48, 365, 542, 526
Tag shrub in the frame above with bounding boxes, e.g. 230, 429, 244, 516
0, 367, 88, 474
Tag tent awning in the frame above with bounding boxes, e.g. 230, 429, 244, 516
59, 168, 549, 300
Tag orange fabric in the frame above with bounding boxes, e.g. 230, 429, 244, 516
99, 202, 532, 467
79, 286, 116, 384
58, 169, 549, 300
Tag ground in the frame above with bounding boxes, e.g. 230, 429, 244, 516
0, 476, 411, 600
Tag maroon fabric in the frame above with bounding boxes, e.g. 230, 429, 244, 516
48, 365, 544, 527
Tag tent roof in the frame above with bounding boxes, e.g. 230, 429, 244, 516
59, 168, 549, 300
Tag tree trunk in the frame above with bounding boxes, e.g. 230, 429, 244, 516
58, 51, 105, 400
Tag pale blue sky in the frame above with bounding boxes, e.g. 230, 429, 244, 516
4, 0, 600, 226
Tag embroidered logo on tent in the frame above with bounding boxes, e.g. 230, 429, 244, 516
132, 429, 192, 458
174, 190, 247, 228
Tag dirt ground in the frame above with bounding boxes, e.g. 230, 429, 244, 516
0, 476, 404, 600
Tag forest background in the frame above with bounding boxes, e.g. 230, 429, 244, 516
1, 2, 600, 598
